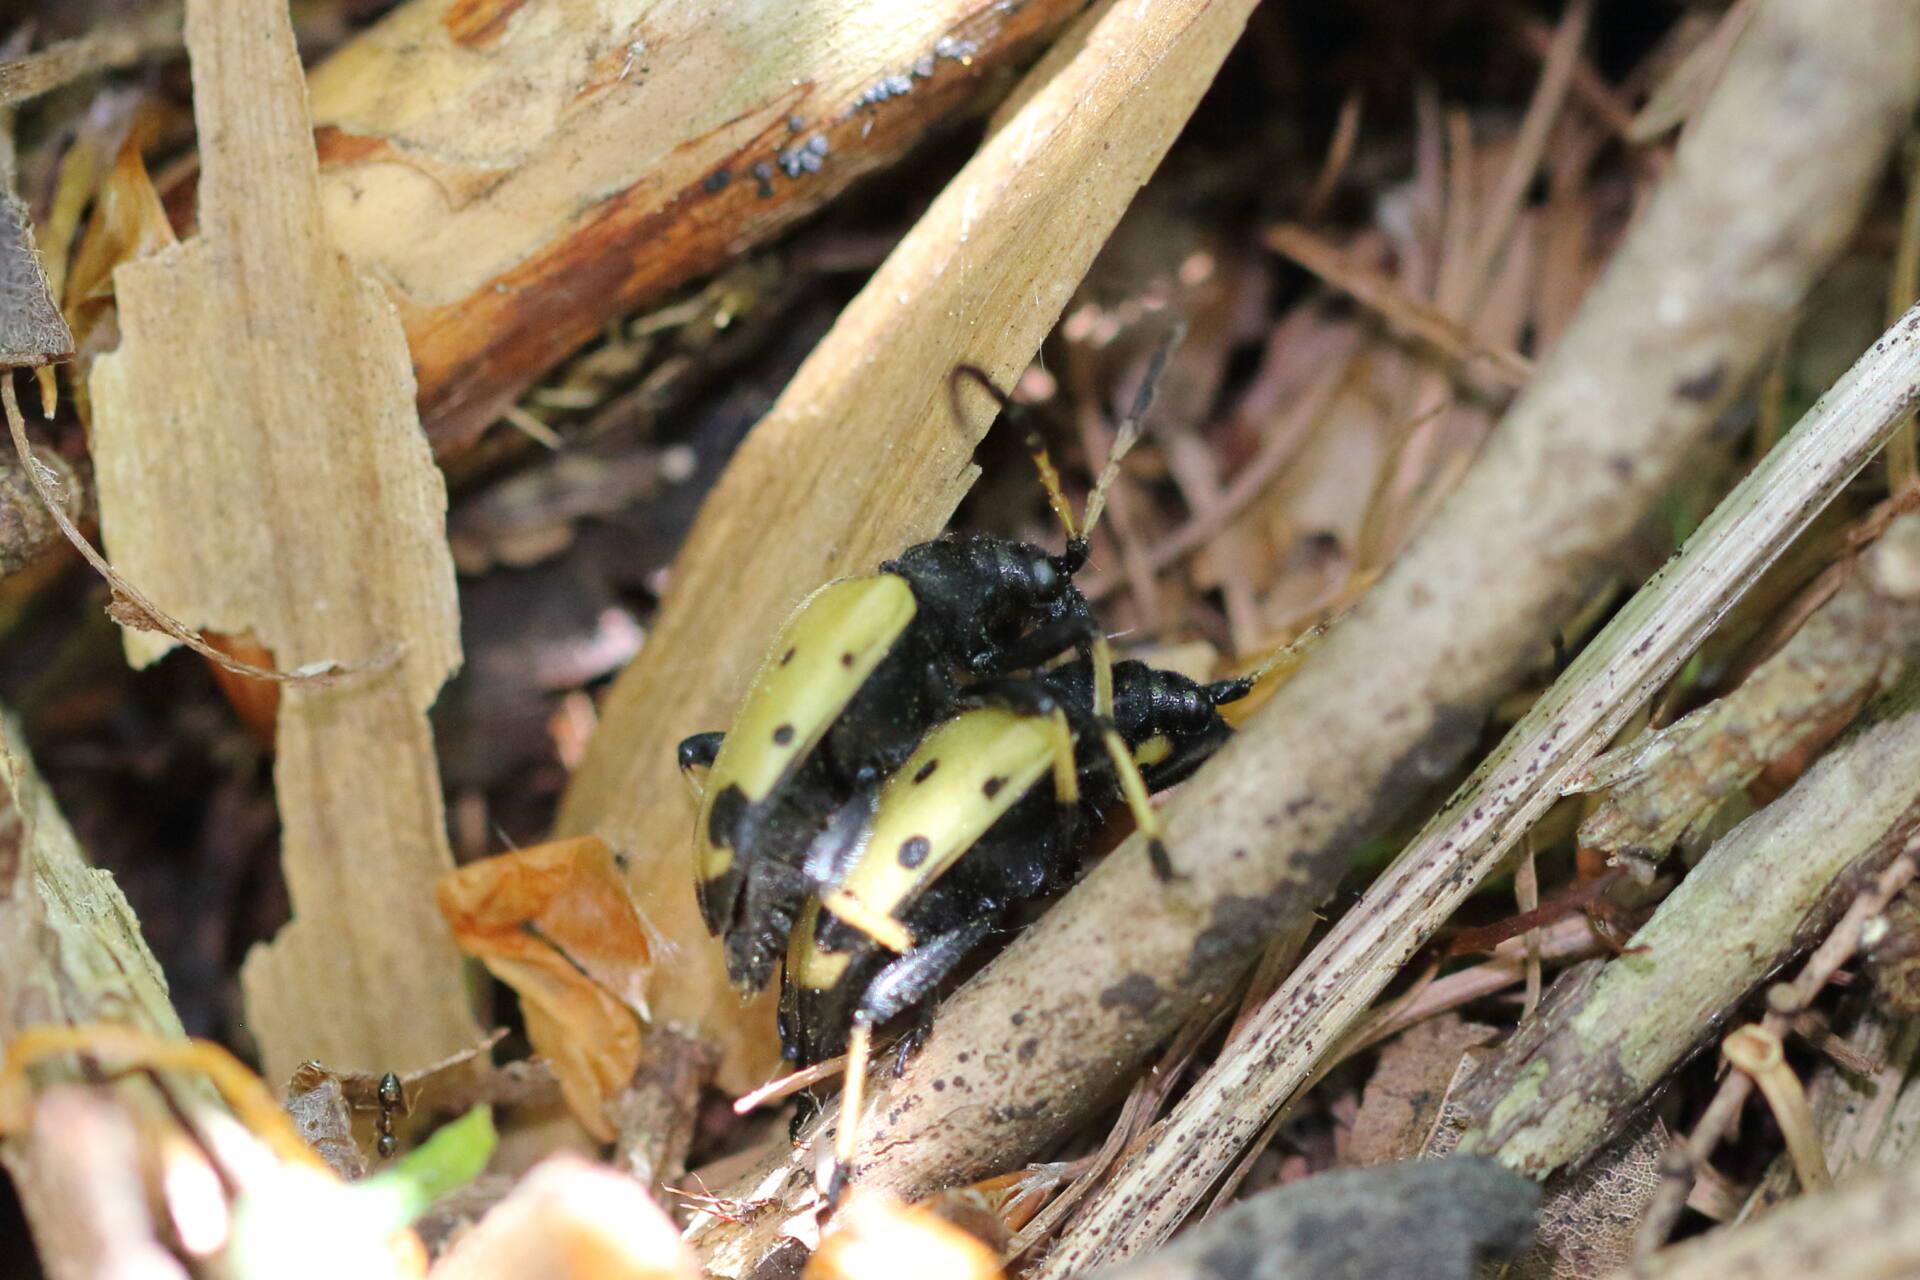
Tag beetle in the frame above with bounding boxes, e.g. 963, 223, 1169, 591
771, 653, 1252, 1184
782, 655, 1251, 1063
680, 363, 1161, 991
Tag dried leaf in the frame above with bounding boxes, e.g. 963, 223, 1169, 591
286, 1067, 368, 1180
1507, 1115, 1667, 1280
1346, 1014, 1496, 1167
64, 129, 178, 355
438, 837, 650, 1141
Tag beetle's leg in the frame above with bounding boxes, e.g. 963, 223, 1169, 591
976, 596, 1100, 674
827, 920, 994, 1200
1110, 725, 1177, 880
856, 919, 994, 1028
1080, 332, 1170, 539
677, 730, 724, 800
678, 731, 724, 771
893, 1006, 936, 1077
1087, 635, 1177, 880
951, 676, 1058, 717
724, 860, 811, 991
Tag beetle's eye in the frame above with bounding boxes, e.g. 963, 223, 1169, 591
1027, 556, 1059, 597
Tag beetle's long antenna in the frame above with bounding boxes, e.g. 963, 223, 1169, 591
1210, 622, 1331, 726
1082, 328, 1180, 539
949, 363, 1082, 543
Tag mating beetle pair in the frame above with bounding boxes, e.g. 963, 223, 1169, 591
778, 654, 1251, 1068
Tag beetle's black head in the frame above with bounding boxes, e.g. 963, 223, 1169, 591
1057, 537, 1090, 578
725, 923, 786, 993
994, 538, 1072, 607
1106, 661, 1238, 792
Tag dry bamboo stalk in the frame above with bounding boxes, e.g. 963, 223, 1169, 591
302, 0, 1089, 451
686, 2, 1920, 1269
557, 0, 1266, 1094
86, 0, 479, 1082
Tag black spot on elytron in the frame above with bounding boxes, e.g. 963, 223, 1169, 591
983, 776, 1006, 799
841, 651, 855, 667
707, 784, 748, 849
913, 759, 939, 784
779, 647, 796, 666
773, 724, 795, 745
899, 835, 931, 868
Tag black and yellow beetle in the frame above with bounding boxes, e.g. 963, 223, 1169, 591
779, 656, 1251, 1065
680, 363, 1159, 992
772, 654, 1251, 1182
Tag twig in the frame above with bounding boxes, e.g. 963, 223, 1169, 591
1083, 330, 1360, 600
1361, 915, 1602, 1049
1300, 89, 1363, 222
733, 1057, 848, 1115
0, 3, 181, 108
1459, 0, 1588, 314
1027, 6, 1920, 1269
